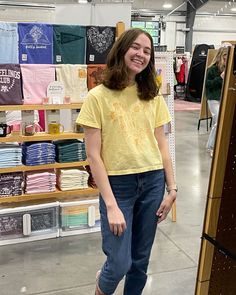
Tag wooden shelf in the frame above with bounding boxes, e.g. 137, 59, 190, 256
0, 103, 97, 207
0, 132, 84, 142
0, 103, 82, 111
0, 161, 88, 173
0, 188, 99, 204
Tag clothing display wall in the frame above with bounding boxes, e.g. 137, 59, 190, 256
0, 19, 116, 246
0, 21, 116, 65
0, 21, 113, 107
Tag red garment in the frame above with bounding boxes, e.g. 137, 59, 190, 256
176, 63, 185, 84
38, 110, 45, 131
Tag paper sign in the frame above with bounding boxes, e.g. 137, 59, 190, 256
47, 81, 65, 104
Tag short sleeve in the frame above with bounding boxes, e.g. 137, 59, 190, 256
154, 95, 171, 127
76, 92, 101, 129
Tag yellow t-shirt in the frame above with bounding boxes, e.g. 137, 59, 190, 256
77, 84, 171, 175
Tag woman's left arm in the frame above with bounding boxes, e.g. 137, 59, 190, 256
155, 125, 177, 223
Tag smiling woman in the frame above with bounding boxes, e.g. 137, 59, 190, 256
77, 28, 177, 295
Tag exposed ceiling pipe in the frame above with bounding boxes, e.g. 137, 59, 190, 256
165, 1, 186, 17
0, 1, 55, 9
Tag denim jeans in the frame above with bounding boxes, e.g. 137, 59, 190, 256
98, 169, 165, 295
206, 99, 220, 150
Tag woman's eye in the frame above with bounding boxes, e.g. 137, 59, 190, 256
131, 45, 139, 50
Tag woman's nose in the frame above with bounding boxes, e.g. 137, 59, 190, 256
136, 48, 144, 56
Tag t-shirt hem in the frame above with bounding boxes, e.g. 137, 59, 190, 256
106, 165, 164, 176
77, 119, 101, 129
155, 118, 171, 128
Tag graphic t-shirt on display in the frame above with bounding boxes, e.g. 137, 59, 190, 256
87, 64, 106, 90
0, 64, 23, 105
18, 23, 53, 64
86, 26, 116, 64
53, 25, 86, 64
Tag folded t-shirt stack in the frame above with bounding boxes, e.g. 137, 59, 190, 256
0, 172, 23, 197
57, 168, 89, 191
25, 170, 56, 194
54, 139, 86, 163
22, 142, 55, 165
0, 143, 22, 168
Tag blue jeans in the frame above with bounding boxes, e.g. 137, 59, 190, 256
206, 100, 220, 150
98, 169, 165, 295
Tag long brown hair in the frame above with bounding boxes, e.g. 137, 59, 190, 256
102, 28, 158, 101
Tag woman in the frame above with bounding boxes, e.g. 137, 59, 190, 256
205, 47, 228, 156
77, 28, 177, 295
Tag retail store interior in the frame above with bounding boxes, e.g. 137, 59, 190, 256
0, 109, 212, 295
0, 0, 235, 294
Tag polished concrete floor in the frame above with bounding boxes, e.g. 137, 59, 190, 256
0, 110, 213, 295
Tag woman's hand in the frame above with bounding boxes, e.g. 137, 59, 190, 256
156, 191, 176, 223
220, 71, 225, 79
107, 205, 127, 236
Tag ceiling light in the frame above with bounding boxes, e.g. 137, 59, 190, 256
231, 7, 236, 11
163, 3, 173, 9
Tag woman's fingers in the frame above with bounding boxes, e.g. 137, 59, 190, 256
109, 221, 126, 236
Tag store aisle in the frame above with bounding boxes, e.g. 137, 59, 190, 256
0, 111, 212, 295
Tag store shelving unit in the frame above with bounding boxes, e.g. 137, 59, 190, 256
0, 103, 98, 206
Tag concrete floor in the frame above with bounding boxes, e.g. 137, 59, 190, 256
0, 110, 212, 295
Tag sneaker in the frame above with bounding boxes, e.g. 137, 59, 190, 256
95, 270, 105, 295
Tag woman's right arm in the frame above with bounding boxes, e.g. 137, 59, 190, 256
84, 126, 127, 236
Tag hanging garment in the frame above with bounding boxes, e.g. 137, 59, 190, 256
55, 64, 88, 103
0, 22, 19, 64
0, 64, 23, 105
86, 26, 116, 64
21, 64, 55, 104
53, 25, 86, 64
18, 23, 53, 64
87, 64, 106, 90
175, 62, 185, 84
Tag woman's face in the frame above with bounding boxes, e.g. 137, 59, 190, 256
222, 54, 227, 65
124, 33, 151, 81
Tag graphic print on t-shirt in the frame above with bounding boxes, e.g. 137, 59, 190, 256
0, 64, 23, 105
86, 26, 115, 64
18, 23, 53, 64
